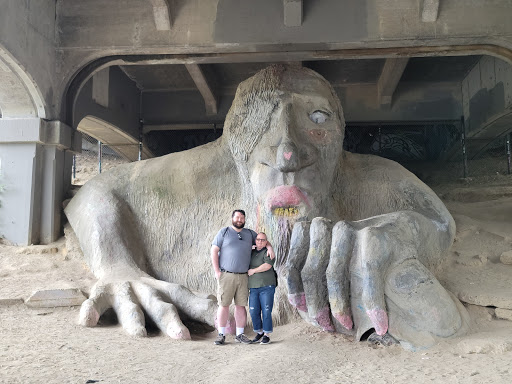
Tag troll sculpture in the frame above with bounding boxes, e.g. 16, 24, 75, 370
65, 65, 468, 349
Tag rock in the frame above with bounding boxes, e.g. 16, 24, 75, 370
456, 253, 487, 267
0, 298, 24, 306
457, 337, 512, 354
500, 250, 512, 265
438, 263, 512, 310
15, 244, 60, 255
465, 304, 494, 323
41, 247, 59, 254
25, 288, 86, 308
495, 308, 512, 321
445, 185, 512, 202
456, 291, 512, 310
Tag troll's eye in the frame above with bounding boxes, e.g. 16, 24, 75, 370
309, 110, 330, 124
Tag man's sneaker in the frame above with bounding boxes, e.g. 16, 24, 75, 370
214, 333, 225, 345
252, 333, 264, 343
235, 333, 252, 344
260, 335, 270, 344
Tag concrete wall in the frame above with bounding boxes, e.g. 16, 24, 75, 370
0, 118, 77, 245
339, 82, 462, 122
0, 0, 509, 124
435, 55, 512, 159
56, 0, 512, 50
55, 0, 512, 122
462, 56, 512, 135
0, 0, 57, 119
0, 141, 43, 244
143, 90, 231, 126
214, 0, 367, 44
1, 0, 511, 245
74, 67, 141, 139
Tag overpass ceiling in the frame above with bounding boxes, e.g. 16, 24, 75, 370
120, 56, 481, 94
111, 55, 487, 157
121, 64, 197, 91
401, 56, 481, 82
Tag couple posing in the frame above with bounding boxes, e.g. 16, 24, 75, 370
211, 209, 277, 345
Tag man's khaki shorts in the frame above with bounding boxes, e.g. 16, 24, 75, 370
217, 272, 249, 307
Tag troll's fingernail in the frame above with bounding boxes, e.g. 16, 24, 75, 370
288, 293, 307, 312
367, 308, 388, 335
334, 313, 353, 330
316, 307, 335, 332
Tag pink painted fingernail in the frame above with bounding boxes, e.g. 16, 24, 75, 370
284, 151, 292, 160
334, 313, 353, 330
288, 293, 307, 312
168, 325, 191, 340
367, 308, 388, 335
316, 307, 335, 332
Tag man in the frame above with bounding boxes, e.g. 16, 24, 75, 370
247, 232, 276, 345
211, 210, 274, 345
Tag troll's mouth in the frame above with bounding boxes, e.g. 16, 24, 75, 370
273, 207, 300, 217
265, 185, 310, 214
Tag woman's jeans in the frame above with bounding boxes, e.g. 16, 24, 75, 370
249, 285, 276, 333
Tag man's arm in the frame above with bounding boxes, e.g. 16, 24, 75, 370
211, 245, 221, 280
266, 243, 276, 259
248, 263, 272, 276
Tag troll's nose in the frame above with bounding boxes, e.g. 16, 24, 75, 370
276, 141, 301, 172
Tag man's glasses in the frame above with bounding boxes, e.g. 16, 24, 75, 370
256, 238, 266, 241
237, 233, 242, 240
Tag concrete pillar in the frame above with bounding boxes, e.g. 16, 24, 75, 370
0, 118, 78, 245
40, 145, 64, 243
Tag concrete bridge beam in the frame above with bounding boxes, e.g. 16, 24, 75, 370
0, 118, 78, 245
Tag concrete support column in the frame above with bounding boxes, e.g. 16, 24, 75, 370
40, 145, 65, 243
0, 118, 79, 245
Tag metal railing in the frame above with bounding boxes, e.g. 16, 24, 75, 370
72, 133, 131, 185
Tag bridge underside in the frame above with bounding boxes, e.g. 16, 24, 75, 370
2, 0, 512, 244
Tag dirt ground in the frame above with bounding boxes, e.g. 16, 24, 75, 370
1, 155, 512, 383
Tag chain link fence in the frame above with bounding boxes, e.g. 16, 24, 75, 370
345, 121, 461, 162
345, 121, 512, 185
72, 132, 131, 186
74, 124, 512, 187
464, 135, 512, 177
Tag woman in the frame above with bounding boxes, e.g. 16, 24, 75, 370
247, 232, 277, 344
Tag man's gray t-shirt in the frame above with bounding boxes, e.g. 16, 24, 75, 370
212, 227, 257, 273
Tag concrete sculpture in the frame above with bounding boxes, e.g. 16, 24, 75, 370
65, 65, 468, 349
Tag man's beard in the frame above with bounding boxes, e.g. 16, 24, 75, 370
232, 221, 245, 229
